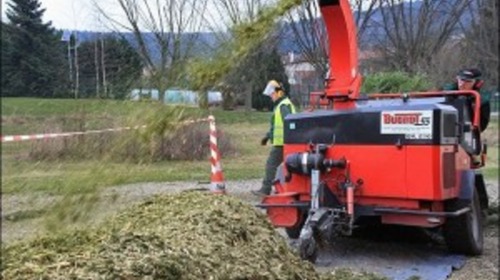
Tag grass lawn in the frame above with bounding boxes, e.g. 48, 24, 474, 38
1, 123, 270, 195
1, 98, 498, 246
1, 98, 271, 194
1, 98, 498, 196
1, 98, 270, 135
482, 117, 498, 180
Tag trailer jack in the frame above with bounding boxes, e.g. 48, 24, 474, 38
298, 168, 355, 263
298, 207, 354, 262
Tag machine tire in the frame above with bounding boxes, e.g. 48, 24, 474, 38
443, 188, 484, 255
285, 211, 306, 239
298, 235, 318, 263
285, 226, 302, 239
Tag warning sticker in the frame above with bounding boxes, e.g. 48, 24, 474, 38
380, 111, 433, 139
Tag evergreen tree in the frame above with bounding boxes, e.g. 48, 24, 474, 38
78, 35, 142, 99
2, 0, 67, 97
1, 22, 15, 95
252, 48, 290, 110
224, 44, 290, 111
251, 47, 290, 111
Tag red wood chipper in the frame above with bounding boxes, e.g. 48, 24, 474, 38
257, 0, 490, 262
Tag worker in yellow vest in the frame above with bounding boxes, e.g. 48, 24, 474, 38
252, 80, 297, 197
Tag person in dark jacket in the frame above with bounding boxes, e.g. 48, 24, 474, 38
251, 80, 297, 197
443, 68, 493, 166
443, 68, 492, 131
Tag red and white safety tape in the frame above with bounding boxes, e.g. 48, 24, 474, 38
1, 117, 212, 143
1, 126, 147, 143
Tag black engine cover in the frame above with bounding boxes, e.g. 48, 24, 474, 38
284, 98, 461, 146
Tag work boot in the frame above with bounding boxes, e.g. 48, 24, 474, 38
251, 188, 270, 197
472, 155, 482, 166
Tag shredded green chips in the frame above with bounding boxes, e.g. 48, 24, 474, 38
2, 191, 320, 279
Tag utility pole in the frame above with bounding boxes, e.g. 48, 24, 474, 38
68, 38, 73, 85
61, 30, 73, 92
101, 36, 108, 98
94, 33, 100, 98
74, 31, 79, 99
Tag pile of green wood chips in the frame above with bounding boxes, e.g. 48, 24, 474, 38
2, 191, 321, 279
2, 191, 386, 280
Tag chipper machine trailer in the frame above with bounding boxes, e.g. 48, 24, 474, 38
258, 0, 490, 262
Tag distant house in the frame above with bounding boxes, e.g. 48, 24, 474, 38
130, 88, 159, 101
282, 50, 384, 105
130, 88, 222, 106
358, 48, 384, 74
285, 61, 317, 85
207, 91, 223, 105
283, 50, 384, 83
282, 52, 323, 106
164, 89, 198, 105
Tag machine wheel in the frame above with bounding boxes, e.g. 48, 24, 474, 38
443, 188, 484, 255
285, 211, 306, 239
298, 234, 318, 263
286, 226, 302, 239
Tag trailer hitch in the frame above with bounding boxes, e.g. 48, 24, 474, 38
297, 155, 360, 263
298, 208, 334, 262
298, 206, 355, 263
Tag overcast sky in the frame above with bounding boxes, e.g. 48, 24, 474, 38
1, 0, 224, 32
1, 0, 240, 32
1, 0, 110, 31
1, 0, 379, 32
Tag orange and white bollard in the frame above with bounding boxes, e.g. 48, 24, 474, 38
208, 115, 226, 194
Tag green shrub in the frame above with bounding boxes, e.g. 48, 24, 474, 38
361, 72, 431, 94
27, 106, 236, 163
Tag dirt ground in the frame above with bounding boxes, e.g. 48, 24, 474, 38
1, 179, 498, 279
448, 225, 498, 280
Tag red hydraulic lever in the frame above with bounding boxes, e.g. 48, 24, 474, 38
319, 0, 362, 109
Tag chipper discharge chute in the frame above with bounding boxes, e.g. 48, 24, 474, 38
257, 0, 490, 263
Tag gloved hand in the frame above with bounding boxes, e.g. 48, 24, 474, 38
260, 136, 269, 146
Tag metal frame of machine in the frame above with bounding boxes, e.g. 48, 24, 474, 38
257, 0, 489, 262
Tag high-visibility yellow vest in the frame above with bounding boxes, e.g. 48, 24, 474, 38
273, 98, 296, 146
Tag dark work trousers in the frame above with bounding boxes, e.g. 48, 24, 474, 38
260, 145, 284, 194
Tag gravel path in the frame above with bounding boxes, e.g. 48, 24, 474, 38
2, 179, 498, 279
1, 180, 263, 244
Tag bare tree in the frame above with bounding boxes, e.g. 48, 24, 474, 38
94, 35, 100, 98
202, 0, 279, 110
281, 0, 379, 98
74, 32, 80, 99
283, 0, 379, 77
352, 0, 380, 44
205, 0, 267, 31
95, 0, 208, 101
459, 0, 499, 88
284, 1, 328, 77
101, 36, 108, 97
373, 0, 472, 74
